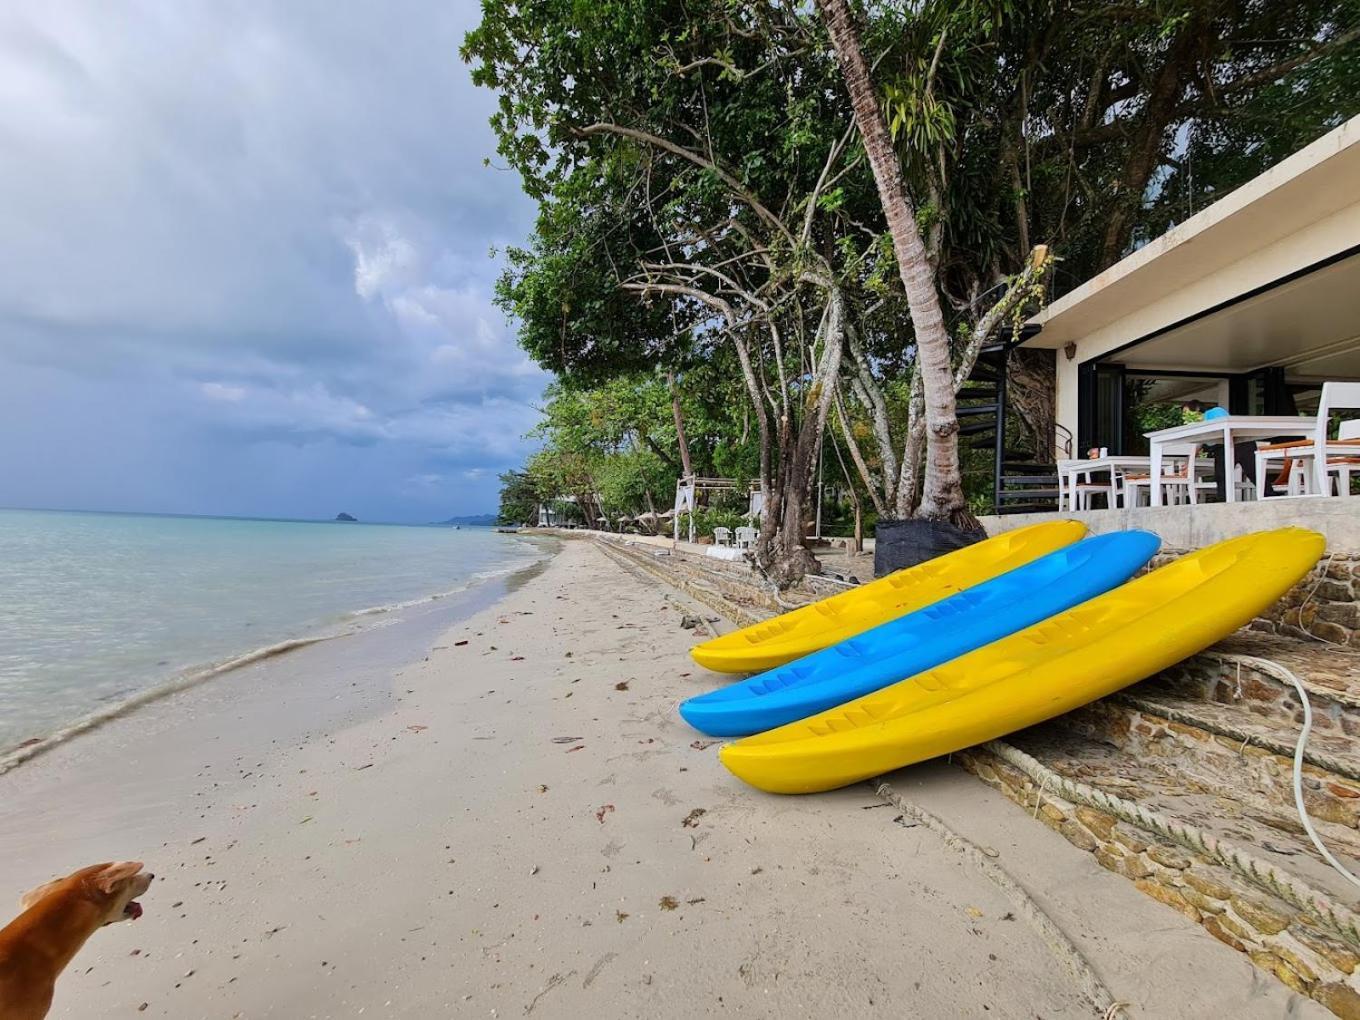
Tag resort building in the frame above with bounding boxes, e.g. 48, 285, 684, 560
992, 114, 1360, 515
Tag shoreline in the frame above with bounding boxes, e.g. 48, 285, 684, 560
0, 538, 1320, 1018
0, 537, 554, 774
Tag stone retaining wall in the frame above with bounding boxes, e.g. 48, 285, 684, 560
959, 747, 1360, 1018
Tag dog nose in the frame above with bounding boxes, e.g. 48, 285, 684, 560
145, 873, 155, 881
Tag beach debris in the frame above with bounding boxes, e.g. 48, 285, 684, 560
615, 910, 629, 923
750, 866, 763, 875
680, 615, 701, 629
689, 740, 718, 751
454, 640, 469, 647
511, 655, 525, 661
566, 745, 585, 753
658, 896, 679, 911
190, 837, 206, 845
594, 804, 615, 824
537, 784, 549, 793
355, 763, 374, 770
530, 865, 540, 876
614, 681, 630, 691
681, 808, 707, 828
407, 724, 428, 733
981, 846, 999, 858
686, 897, 705, 905
966, 906, 984, 919
299, 816, 313, 825
550, 736, 584, 744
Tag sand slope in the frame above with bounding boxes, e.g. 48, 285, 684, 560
0, 540, 1322, 1017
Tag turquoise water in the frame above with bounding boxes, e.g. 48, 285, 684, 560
0, 509, 543, 753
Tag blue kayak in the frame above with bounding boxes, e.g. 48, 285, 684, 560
679, 530, 1160, 737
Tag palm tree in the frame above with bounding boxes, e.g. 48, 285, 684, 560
815, 0, 972, 527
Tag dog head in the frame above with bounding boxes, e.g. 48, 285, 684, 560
20, 862, 153, 927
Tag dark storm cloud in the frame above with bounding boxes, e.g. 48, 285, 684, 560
0, 0, 548, 521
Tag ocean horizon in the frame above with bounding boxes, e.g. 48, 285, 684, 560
0, 507, 541, 754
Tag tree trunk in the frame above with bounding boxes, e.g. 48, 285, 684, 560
667, 371, 693, 477
816, 0, 970, 528
754, 290, 846, 588
1007, 347, 1056, 461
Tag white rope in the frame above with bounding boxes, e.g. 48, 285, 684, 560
1273, 659, 1360, 895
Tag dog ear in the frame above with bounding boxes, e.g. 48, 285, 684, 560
19, 877, 65, 911
92, 861, 143, 894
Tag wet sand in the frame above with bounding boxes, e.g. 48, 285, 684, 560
0, 540, 1321, 1017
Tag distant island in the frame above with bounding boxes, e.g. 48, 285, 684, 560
335, 512, 358, 522
437, 513, 497, 527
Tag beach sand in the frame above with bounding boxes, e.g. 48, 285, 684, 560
0, 540, 1322, 1018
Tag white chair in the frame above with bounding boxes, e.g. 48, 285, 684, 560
1322, 418, 1360, 497
1070, 469, 1116, 510
1121, 444, 1214, 506
1255, 382, 1360, 498
713, 526, 732, 547
1315, 384, 1360, 497
734, 525, 758, 549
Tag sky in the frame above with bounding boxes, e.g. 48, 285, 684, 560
0, 0, 549, 523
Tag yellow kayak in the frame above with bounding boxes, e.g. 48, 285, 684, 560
690, 520, 1086, 673
720, 527, 1324, 794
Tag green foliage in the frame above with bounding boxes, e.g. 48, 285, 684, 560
470, 0, 1359, 525
497, 470, 542, 526
677, 507, 746, 539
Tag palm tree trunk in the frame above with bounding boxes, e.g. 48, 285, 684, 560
816, 0, 970, 526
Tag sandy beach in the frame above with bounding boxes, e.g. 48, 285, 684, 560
0, 539, 1323, 1018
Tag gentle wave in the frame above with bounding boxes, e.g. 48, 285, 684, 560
0, 635, 331, 775
0, 512, 554, 770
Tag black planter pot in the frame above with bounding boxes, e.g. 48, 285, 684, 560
873, 518, 986, 577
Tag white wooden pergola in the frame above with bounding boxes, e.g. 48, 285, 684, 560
672, 474, 768, 542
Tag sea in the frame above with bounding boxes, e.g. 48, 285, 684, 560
0, 508, 545, 755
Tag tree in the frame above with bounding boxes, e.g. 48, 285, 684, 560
497, 470, 542, 526
466, 0, 881, 584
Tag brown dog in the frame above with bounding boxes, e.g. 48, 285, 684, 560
0, 862, 153, 1020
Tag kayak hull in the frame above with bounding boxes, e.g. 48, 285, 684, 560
720, 528, 1325, 794
690, 520, 1086, 673
680, 531, 1160, 737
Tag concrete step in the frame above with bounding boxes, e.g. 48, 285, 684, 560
960, 629, 1360, 1014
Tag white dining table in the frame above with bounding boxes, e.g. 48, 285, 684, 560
1056, 456, 1151, 510
1144, 416, 1318, 506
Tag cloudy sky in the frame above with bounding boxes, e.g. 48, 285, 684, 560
0, 0, 548, 523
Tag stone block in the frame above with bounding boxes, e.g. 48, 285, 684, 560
1111, 828, 1149, 854
1316, 982, 1360, 1020
1059, 820, 1097, 852
1134, 878, 1200, 922
1312, 621, 1353, 645
1232, 895, 1294, 936
1180, 886, 1226, 915
1147, 845, 1191, 869
1249, 949, 1313, 994
1314, 581, 1355, 604
1293, 925, 1360, 975
1075, 806, 1117, 841
1183, 869, 1235, 901
1039, 802, 1067, 825
1204, 915, 1248, 952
